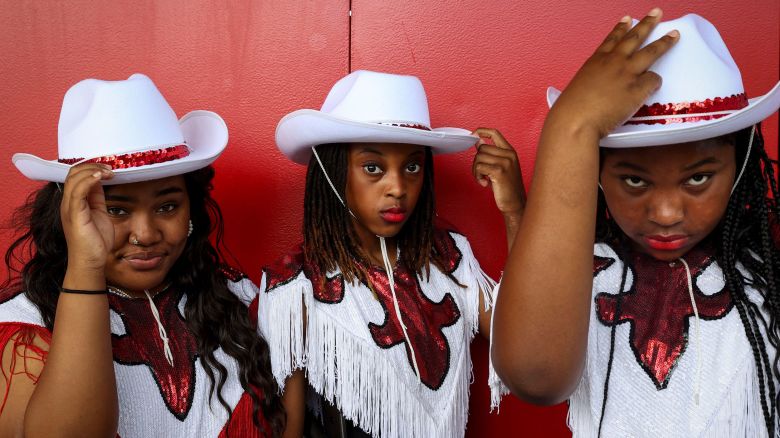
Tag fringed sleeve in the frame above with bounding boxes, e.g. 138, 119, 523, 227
446, 232, 509, 411
256, 261, 310, 393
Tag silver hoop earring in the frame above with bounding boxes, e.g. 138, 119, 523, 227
187, 220, 193, 237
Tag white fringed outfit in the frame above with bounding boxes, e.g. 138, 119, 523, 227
258, 226, 503, 437
567, 242, 776, 437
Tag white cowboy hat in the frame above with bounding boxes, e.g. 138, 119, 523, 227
546, 14, 780, 148
12, 73, 228, 185
275, 70, 477, 164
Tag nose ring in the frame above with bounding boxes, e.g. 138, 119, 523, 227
130, 236, 140, 246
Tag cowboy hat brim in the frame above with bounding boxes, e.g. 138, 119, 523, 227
276, 109, 478, 164
546, 80, 780, 148
12, 110, 228, 185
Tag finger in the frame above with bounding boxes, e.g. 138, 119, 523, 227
615, 7, 663, 55
473, 127, 512, 150
66, 168, 113, 222
629, 30, 679, 73
633, 71, 664, 100
61, 165, 109, 215
595, 15, 633, 53
475, 144, 518, 161
474, 162, 504, 186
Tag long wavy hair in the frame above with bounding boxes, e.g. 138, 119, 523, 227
594, 125, 780, 435
2, 166, 285, 436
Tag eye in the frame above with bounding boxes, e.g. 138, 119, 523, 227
157, 203, 177, 213
623, 176, 648, 188
107, 206, 128, 217
686, 174, 711, 186
362, 163, 383, 175
406, 163, 422, 174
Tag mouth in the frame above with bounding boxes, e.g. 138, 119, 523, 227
643, 235, 690, 251
122, 251, 166, 270
379, 207, 407, 224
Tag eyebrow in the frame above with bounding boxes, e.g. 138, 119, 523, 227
104, 186, 184, 202
611, 161, 649, 172
682, 157, 721, 171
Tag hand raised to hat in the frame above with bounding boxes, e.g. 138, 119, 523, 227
549, 8, 679, 139
471, 127, 525, 249
60, 164, 115, 273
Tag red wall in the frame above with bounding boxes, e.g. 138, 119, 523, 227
0, 1, 777, 436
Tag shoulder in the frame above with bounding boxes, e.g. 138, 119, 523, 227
261, 244, 307, 294
219, 264, 259, 306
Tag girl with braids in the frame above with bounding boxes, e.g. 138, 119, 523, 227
0, 74, 288, 437
259, 70, 524, 437
487, 10, 780, 437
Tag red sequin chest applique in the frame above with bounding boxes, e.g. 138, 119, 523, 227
593, 248, 733, 389
109, 291, 199, 420
264, 228, 464, 390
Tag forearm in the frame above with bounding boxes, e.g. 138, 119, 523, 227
492, 115, 600, 404
24, 267, 117, 438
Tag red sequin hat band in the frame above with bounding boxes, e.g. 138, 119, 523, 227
57, 144, 190, 169
625, 93, 749, 126
375, 122, 432, 131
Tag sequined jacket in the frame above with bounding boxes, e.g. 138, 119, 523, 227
568, 242, 776, 437
0, 274, 270, 437
258, 226, 501, 438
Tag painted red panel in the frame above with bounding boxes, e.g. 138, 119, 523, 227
350, 1, 778, 436
0, 1, 777, 437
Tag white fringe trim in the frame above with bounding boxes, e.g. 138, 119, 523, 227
487, 279, 511, 412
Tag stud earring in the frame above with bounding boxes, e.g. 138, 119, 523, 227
187, 220, 193, 237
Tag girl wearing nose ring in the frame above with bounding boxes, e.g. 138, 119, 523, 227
487, 10, 780, 437
259, 70, 525, 438
0, 74, 285, 437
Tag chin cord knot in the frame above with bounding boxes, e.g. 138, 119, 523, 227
145, 289, 174, 367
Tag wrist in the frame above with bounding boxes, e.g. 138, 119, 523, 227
544, 110, 602, 146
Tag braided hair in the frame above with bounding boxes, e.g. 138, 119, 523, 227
303, 143, 452, 285
595, 125, 780, 435
2, 166, 286, 436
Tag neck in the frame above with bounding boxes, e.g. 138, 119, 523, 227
108, 281, 171, 299
352, 220, 398, 268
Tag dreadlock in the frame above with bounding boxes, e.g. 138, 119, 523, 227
594, 125, 780, 435
2, 166, 286, 437
303, 143, 448, 285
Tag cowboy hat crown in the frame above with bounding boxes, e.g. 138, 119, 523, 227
276, 70, 477, 164
547, 13, 780, 148
13, 73, 228, 184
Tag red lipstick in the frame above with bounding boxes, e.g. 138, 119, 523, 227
644, 235, 689, 251
380, 207, 407, 223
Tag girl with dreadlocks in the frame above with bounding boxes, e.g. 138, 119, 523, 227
488, 10, 780, 437
0, 74, 286, 437
259, 70, 524, 437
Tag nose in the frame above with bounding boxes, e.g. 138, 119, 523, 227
647, 191, 684, 228
384, 170, 407, 199
129, 213, 162, 246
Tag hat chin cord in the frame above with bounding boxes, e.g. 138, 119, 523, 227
310, 146, 423, 384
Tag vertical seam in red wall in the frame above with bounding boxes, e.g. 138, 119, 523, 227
348, 0, 353, 73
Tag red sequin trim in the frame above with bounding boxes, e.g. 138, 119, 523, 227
58, 144, 190, 169
626, 93, 748, 125
377, 122, 432, 131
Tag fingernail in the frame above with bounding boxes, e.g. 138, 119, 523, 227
666, 29, 680, 38
93, 171, 102, 178
648, 7, 661, 17
620, 15, 631, 23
